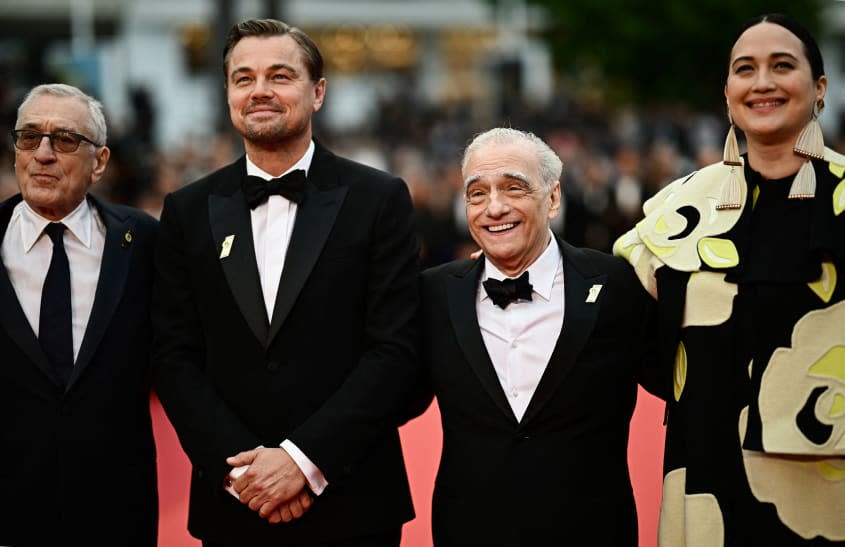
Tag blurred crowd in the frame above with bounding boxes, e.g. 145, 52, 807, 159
2, 81, 841, 269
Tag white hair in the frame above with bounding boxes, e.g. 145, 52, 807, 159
461, 127, 563, 190
17, 83, 107, 145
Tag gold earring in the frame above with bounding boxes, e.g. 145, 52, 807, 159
718, 109, 743, 210
790, 98, 825, 200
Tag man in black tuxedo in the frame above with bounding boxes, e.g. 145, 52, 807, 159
420, 128, 660, 547
152, 19, 420, 547
0, 83, 158, 546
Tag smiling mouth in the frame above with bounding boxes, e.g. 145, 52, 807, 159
487, 222, 517, 233
247, 109, 281, 115
748, 99, 786, 109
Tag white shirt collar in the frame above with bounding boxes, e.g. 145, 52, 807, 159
19, 197, 93, 254
480, 230, 561, 302
245, 139, 315, 180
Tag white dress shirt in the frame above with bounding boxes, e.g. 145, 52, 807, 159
477, 233, 564, 422
242, 140, 328, 496
1, 198, 105, 363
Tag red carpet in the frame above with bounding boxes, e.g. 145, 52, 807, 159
152, 388, 664, 546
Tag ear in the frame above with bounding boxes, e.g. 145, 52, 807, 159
547, 180, 562, 220
89, 145, 111, 185
816, 75, 828, 105
312, 78, 327, 112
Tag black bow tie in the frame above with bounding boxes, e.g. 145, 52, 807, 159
483, 270, 533, 309
243, 170, 307, 209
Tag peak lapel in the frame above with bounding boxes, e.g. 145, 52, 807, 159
521, 240, 606, 424
209, 181, 269, 347
447, 259, 518, 423
267, 181, 348, 343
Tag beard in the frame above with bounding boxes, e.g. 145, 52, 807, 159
243, 121, 290, 144
237, 102, 309, 145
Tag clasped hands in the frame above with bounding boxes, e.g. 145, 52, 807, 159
225, 447, 313, 524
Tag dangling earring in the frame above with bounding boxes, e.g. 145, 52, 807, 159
790, 98, 825, 200
718, 109, 743, 210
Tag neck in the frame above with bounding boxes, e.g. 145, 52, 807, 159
745, 139, 806, 180
244, 134, 311, 176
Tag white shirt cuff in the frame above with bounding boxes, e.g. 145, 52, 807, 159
281, 439, 328, 495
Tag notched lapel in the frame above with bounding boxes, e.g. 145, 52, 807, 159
521, 243, 606, 424
268, 182, 348, 343
0, 197, 56, 383
71, 204, 134, 387
209, 189, 269, 346
447, 260, 518, 423
0, 262, 54, 381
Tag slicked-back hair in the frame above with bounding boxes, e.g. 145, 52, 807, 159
17, 83, 107, 145
462, 127, 563, 191
223, 18, 324, 84
732, 13, 825, 80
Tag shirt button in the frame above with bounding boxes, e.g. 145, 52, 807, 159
511, 390, 519, 398
511, 341, 518, 348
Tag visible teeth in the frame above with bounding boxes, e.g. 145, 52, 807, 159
752, 101, 782, 108
488, 223, 515, 232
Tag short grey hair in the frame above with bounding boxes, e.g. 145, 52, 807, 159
461, 127, 563, 190
17, 83, 107, 145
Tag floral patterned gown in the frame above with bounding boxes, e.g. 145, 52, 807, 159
615, 148, 845, 546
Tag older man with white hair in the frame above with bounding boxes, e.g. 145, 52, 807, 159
419, 127, 662, 547
0, 83, 158, 546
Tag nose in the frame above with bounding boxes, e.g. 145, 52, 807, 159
486, 189, 511, 217
251, 77, 273, 98
752, 67, 776, 92
33, 135, 57, 162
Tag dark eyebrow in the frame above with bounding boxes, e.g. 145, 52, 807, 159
770, 51, 800, 62
268, 63, 298, 74
230, 63, 299, 81
731, 51, 800, 69
229, 67, 251, 81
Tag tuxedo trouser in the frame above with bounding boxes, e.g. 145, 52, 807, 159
202, 528, 401, 547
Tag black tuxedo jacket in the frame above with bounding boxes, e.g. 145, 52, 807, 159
0, 194, 159, 546
152, 141, 420, 544
420, 237, 658, 547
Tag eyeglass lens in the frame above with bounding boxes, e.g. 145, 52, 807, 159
13, 130, 89, 153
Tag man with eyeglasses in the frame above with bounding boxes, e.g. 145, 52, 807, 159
0, 83, 159, 546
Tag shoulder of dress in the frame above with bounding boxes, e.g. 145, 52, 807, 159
823, 146, 845, 169
616, 160, 746, 284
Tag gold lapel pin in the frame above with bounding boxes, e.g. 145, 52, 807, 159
220, 234, 235, 259
122, 230, 133, 248
585, 284, 603, 303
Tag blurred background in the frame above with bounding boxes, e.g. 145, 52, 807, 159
1, 0, 842, 545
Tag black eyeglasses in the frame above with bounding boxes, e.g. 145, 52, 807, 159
11, 129, 101, 153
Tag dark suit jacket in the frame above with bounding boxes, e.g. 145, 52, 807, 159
420, 237, 658, 547
152, 141, 420, 544
0, 194, 159, 547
